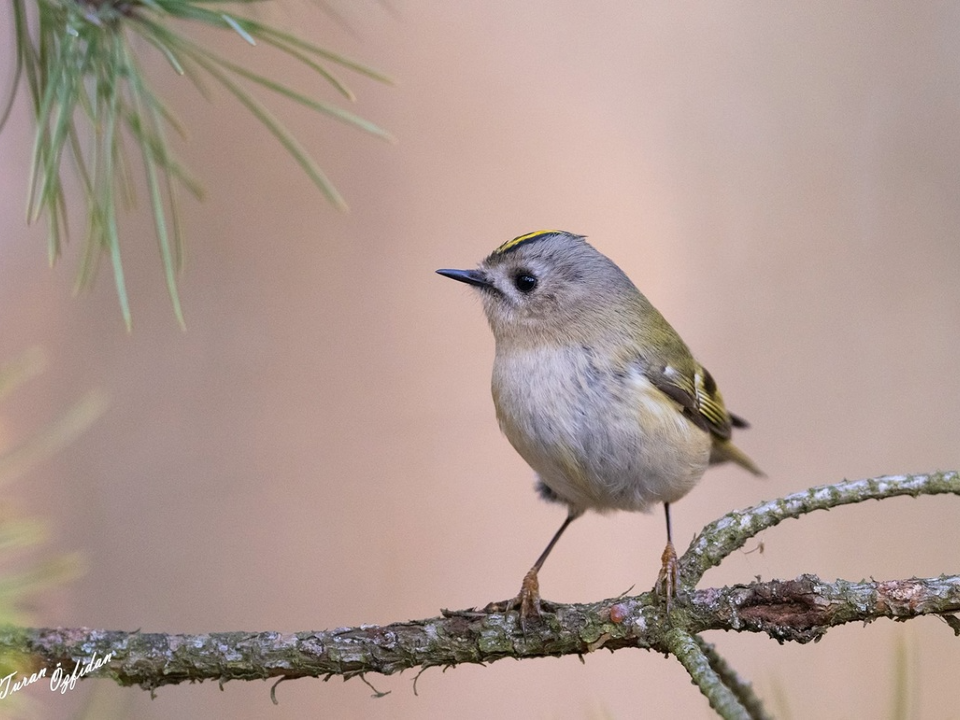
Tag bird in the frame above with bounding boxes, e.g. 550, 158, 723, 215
437, 230, 761, 620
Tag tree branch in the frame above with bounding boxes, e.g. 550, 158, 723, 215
2, 573, 957, 693
0, 472, 956, 713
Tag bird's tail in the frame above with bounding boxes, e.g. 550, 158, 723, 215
710, 440, 764, 477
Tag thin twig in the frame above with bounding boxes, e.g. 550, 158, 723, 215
664, 628, 751, 720
694, 636, 773, 720
678, 471, 960, 585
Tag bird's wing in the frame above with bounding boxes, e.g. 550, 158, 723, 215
648, 363, 733, 441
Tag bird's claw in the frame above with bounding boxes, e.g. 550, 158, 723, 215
655, 541, 679, 611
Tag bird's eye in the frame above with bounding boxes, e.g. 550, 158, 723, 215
513, 272, 538, 294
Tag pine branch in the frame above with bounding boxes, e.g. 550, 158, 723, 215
8, 0, 394, 329
0, 472, 957, 719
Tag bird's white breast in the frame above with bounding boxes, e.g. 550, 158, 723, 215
492, 346, 711, 515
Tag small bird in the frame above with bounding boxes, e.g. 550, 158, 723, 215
437, 230, 761, 619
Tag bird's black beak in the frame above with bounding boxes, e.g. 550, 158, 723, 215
436, 268, 491, 288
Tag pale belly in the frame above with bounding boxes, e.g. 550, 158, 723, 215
492, 346, 711, 514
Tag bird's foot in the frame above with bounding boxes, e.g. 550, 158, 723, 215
483, 568, 557, 630
655, 541, 679, 611
441, 569, 557, 626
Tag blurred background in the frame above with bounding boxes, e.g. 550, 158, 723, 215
1, 1, 959, 718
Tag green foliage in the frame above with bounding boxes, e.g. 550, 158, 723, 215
0, 349, 102, 717
3, 0, 393, 329
0, 350, 101, 618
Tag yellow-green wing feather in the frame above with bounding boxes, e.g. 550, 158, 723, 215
650, 363, 763, 475
650, 363, 733, 440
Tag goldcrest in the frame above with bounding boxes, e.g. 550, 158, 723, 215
438, 230, 761, 618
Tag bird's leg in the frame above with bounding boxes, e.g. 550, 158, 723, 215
655, 502, 679, 609
484, 511, 581, 625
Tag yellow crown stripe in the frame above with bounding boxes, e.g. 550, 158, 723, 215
494, 229, 562, 255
